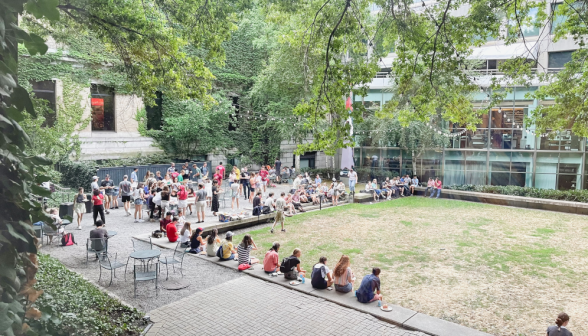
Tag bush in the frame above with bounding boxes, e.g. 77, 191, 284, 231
29, 254, 145, 335
444, 184, 588, 203
56, 160, 96, 191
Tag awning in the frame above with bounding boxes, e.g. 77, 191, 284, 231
467, 43, 538, 60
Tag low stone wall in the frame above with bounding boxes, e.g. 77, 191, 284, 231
414, 187, 588, 215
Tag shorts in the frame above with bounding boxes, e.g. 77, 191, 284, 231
335, 283, 353, 293
104, 194, 114, 201
178, 200, 187, 208
195, 201, 206, 212
231, 188, 239, 197
122, 195, 131, 203
334, 190, 339, 196
74, 202, 86, 214
219, 253, 235, 261
134, 199, 144, 205
275, 210, 284, 223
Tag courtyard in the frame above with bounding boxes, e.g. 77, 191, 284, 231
236, 197, 588, 336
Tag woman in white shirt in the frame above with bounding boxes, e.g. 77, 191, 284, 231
205, 229, 221, 257
179, 222, 192, 247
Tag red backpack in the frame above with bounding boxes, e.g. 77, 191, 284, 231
61, 233, 76, 246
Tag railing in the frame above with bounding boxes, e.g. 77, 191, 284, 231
547, 68, 563, 73
375, 71, 391, 78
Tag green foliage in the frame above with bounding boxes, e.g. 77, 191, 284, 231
0, 2, 56, 335
445, 184, 588, 203
146, 94, 234, 159
28, 254, 144, 335
56, 160, 96, 191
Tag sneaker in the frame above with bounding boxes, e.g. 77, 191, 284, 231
134, 219, 138, 223
270, 229, 274, 233
76, 227, 82, 230
281, 229, 286, 232
138, 219, 145, 222
105, 210, 110, 214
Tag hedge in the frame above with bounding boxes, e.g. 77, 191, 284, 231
444, 184, 588, 203
28, 254, 145, 335
56, 160, 96, 191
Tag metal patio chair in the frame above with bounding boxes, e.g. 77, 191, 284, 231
99, 253, 127, 286
159, 242, 188, 280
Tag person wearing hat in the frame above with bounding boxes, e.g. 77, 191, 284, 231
219, 231, 238, 261
91, 176, 100, 192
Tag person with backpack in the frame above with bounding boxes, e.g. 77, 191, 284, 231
311, 256, 334, 290
356, 268, 383, 304
218, 231, 237, 261
280, 248, 306, 280
92, 189, 106, 225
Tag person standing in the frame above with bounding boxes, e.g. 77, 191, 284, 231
430, 177, 442, 199
191, 164, 201, 182
547, 313, 572, 336
167, 162, 176, 175
240, 167, 250, 200
270, 192, 287, 233
91, 176, 100, 192
201, 162, 209, 179
130, 168, 139, 188
231, 179, 240, 209
348, 168, 358, 194
133, 182, 145, 222
211, 180, 220, 216
73, 187, 87, 230
194, 183, 207, 223
91, 189, 106, 225
100, 174, 114, 214
177, 185, 188, 217
118, 175, 133, 216
249, 172, 257, 203
216, 162, 225, 180
213, 168, 223, 187
259, 166, 269, 193
274, 158, 282, 183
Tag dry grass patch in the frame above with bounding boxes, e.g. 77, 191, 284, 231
236, 197, 588, 335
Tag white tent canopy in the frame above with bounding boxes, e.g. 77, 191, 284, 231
467, 43, 538, 60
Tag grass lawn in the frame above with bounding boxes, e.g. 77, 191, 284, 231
235, 197, 588, 336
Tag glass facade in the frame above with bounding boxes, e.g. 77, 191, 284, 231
353, 86, 586, 190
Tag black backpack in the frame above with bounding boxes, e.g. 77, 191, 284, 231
252, 206, 262, 216
262, 206, 271, 214
216, 244, 223, 258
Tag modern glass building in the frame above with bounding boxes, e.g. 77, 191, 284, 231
353, 2, 583, 190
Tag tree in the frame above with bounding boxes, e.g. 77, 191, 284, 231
145, 94, 234, 159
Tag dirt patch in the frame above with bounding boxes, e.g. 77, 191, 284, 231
239, 197, 588, 335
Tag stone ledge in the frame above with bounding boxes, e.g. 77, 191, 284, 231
414, 187, 588, 215
403, 313, 492, 336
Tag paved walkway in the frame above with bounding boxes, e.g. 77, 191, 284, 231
146, 277, 426, 336
41, 184, 424, 335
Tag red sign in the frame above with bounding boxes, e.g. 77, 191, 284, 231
91, 98, 104, 107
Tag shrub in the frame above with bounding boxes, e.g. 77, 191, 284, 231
28, 254, 145, 335
444, 184, 588, 203
56, 160, 96, 191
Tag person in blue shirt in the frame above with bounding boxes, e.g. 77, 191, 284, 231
356, 267, 383, 303
410, 175, 419, 195
315, 174, 322, 185
130, 168, 138, 185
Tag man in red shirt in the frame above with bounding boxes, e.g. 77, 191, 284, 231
216, 162, 225, 180
166, 216, 179, 242
159, 212, 172, 232
213, 168, 223, 186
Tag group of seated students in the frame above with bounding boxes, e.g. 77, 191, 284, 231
291, 173, 347, 207
365, 175, 419, 202
262, 245, 383, 304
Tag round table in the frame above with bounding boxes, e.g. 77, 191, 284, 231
107, 231, 117, 237
130, 249, 161, 260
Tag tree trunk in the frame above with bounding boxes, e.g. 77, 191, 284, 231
412, 150, 417, 176
295, 154, 300, 171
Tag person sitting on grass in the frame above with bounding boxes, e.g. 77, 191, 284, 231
547, 312, 572, 336
356, 267, 383, 304
189, 227, 206, 254
205, 228, 221, 257
237, 234, 259, 266
159, 211, 172, 233
263, 242, 281, 273
166, 217, 179, 243
280, 248, 306, 280
219, 231, 237, 261
311, 256, 334, 290
333, 255, 355, 293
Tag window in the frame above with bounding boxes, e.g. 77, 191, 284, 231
145, 91, 162, 130
31, 80, 56, 127
548, 50, 574, 69
519, 8, 540, 37
91, 84, 115, 131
